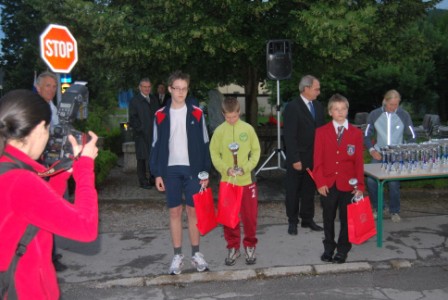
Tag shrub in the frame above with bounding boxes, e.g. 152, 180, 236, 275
101, 127, 122, 155
94, 149, 118, 186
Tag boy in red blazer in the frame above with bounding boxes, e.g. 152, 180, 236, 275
313, 94, 364, 264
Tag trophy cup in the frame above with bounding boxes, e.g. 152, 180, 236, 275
198, 171, 209, 181
198, 171, 209, 190
349, 178, 363, 202
228, 142, 243, 175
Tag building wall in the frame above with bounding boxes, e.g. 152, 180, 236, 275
217, 83, 272, 116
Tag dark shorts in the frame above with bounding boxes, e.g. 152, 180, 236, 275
164, 166, 201, 208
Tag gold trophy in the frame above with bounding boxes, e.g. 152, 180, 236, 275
229, 142, 243, 175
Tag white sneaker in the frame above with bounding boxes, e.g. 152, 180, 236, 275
169, 254, 184, 275
391, 213, 401, 223
245, 247, 256, 265
191, 252, 209, 272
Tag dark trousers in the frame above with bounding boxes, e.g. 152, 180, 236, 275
285, 166, 316, 224
137, 159, 149, 185
321, 185, 352, 255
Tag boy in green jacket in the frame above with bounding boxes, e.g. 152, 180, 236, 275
210, 97, 261, 266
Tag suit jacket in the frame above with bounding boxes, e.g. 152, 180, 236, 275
128, 93, 160, 159
155, 93, 170, 107
313, 122, 365, 192
283, 97, 325, 169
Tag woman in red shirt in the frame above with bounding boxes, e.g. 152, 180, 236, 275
0, 90, 99, 299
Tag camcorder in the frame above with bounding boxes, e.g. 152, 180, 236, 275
42, 84, 89, 174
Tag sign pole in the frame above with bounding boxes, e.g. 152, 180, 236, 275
56, 73, 62, 106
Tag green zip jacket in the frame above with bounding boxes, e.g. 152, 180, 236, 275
210, 119, 261, 186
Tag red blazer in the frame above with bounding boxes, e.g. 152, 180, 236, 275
313, 122, 365, 192
0, 145, 98, 300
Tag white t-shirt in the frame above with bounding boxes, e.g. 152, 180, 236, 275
168, 105, 190, 166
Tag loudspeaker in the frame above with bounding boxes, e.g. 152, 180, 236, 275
266, 40, 292, 80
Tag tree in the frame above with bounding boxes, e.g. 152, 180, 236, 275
0, 0, 45, 90
423, 9, 448, 120
1, 0, 443, 127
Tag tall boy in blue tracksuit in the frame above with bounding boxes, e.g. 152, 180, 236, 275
150, 70, 211, 275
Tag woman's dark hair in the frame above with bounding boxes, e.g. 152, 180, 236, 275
0, 89, 51, 155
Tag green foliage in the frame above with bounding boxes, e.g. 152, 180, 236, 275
73, 104, 124, 156
94, 149, 118, 186
1, 0, 447, 126
101, 127, 123, 155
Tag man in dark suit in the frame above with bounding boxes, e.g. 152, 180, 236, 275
283, 75, 325, 235
129, 78, 160, 189
155, 83, 170, 107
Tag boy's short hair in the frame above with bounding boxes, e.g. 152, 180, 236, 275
222, 97, 240, 114
167, 70, 190, 87
327, 93, 349, 112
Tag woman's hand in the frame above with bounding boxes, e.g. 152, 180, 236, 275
68, 131, 99, 160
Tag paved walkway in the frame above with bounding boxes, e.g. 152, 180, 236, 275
57, 163, 448, 288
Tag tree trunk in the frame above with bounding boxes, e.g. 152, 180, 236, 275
244, 66, 259, 128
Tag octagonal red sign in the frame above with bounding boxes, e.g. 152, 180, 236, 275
40, 24, 78, 73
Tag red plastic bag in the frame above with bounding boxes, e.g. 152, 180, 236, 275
193, 187, 218, 235
347, 196, 377, 245
216, 181, 243, 229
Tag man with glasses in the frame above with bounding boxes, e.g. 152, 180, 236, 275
129, 78, 159, 189
150, 70, 211, 275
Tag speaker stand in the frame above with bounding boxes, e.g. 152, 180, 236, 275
255, 80, 286, 176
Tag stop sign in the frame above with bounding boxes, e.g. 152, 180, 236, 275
40, 24, 78, 73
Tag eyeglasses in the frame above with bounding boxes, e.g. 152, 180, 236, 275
171, 86, 189, 93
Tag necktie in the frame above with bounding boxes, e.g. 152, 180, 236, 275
308, 102, 315, 119
337, 126, 344, 144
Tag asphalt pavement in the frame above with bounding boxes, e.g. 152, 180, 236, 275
56, 162, 448, 290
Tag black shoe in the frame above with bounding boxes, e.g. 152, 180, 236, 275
53, 258, 68, 272
288, 223, 298, 235
320, 252, 333, 263
140, 183, 152, 189
333, 253, 347, 264
301, 220, 323, 231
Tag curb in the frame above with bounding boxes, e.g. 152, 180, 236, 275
93, 260, 404, 289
